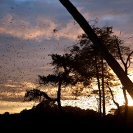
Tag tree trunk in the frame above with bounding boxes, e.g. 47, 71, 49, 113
123, 88, 128, 124
94, 52, 102, 118
59, 0, 133, 99
101, 57, 105, 117
57, 79, 62, 114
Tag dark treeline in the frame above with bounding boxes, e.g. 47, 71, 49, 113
0, 100, 133, 132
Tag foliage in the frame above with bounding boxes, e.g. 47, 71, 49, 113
24, 89, 57, 102
67, 25, 133, 88
65, 24, 133, 116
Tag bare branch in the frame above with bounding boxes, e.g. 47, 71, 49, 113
126, 51, 133, 69
115, 41, 125, 66
106, 81, 123, 119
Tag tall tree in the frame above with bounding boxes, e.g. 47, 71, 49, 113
59, 0, 133, 99
116, 41, 133, 124
24, 54, 75, 114
38, 53, 76, 114
66, 25, 132, 117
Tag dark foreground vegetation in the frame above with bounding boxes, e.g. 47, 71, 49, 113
0, 100, 133, 132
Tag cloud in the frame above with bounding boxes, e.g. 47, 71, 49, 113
0, 80, 38, 102
0, 14, 84, 44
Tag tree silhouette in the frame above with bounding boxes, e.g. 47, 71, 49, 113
59, 0, 133, 99
24, 53, 76, 114
24, 89, 57, 102
64, 25, 132, 117
116, 41, 133, 124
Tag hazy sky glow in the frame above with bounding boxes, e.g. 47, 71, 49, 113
0, 0, 133, 114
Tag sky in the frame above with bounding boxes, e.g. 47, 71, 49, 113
0, 0, 133, 114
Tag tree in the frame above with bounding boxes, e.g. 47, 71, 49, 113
64, 24, 132, 117
59, 0, 133, 99
38, 72, 73, 114
116, 41, 133, 124
24, 89, 57, 102
24, 53, 76, 114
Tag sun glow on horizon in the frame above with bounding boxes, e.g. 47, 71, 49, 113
1, 78, 133, 114
125, 93, 133, 106
1, 91, 133, 115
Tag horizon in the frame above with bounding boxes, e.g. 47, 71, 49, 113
1, 88, 133, 115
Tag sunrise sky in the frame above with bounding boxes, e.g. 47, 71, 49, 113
0, 0, 133, 114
